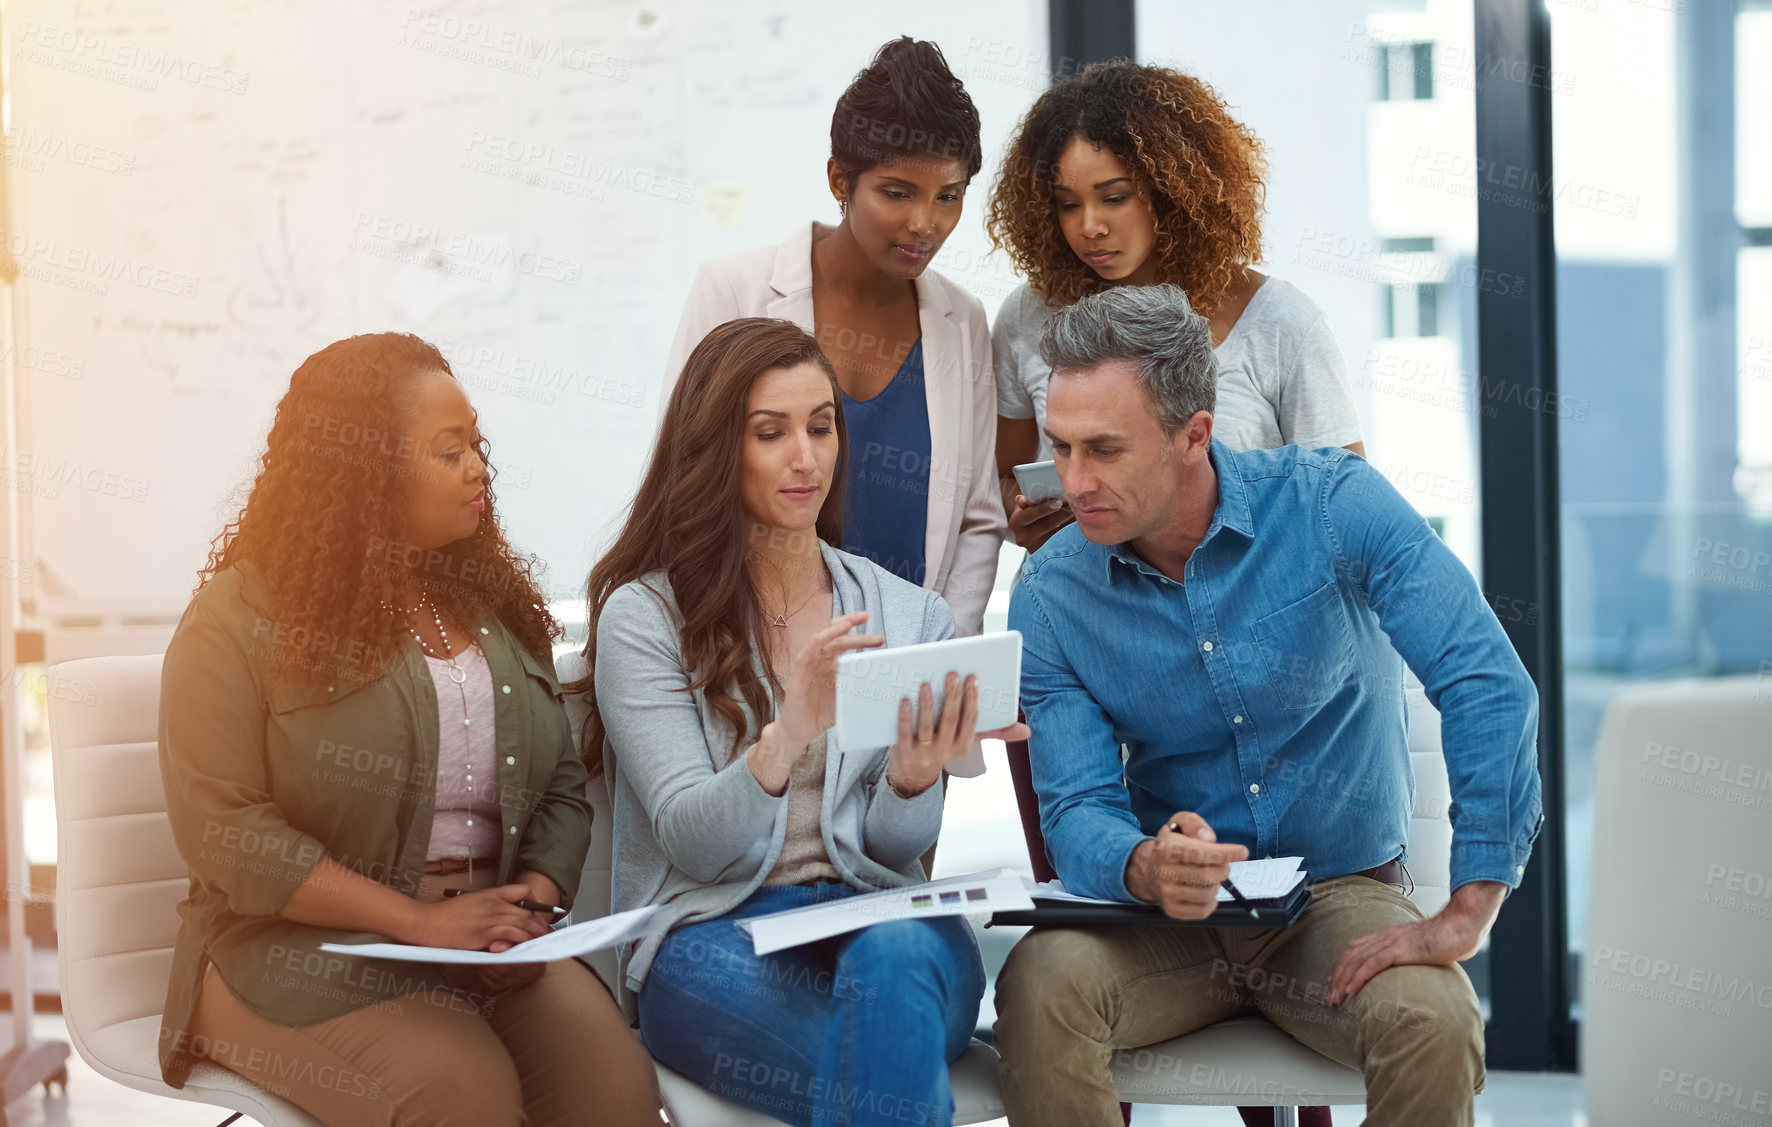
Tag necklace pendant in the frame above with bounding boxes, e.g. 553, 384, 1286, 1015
447, 665, 468, 685
769, 614, 787, 628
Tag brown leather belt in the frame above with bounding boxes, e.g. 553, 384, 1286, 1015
1353, 859, 1406, 888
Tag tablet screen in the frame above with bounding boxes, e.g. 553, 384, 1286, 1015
832, 631, 1022, 752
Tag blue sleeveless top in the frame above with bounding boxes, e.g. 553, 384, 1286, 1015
839, 339, 930, 586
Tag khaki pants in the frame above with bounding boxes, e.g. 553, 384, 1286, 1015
993, 874, 1485, 1127
188, 868, 660, 1126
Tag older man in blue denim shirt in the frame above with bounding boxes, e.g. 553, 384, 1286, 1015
992, 285, 1542, 1127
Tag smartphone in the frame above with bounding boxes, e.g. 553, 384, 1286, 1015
1012, 459, 1065, 505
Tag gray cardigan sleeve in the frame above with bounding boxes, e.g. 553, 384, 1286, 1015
857, 591, 956, 868
595, 582, 784, 883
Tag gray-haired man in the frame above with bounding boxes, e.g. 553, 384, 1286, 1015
993, 284, 1542, 1126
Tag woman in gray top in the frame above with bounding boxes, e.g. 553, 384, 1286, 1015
582, 317, 1026, 1126
987, 61, 1365, 555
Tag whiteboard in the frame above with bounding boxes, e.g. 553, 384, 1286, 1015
5, 0, 1046, 615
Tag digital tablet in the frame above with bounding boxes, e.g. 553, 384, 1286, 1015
1012, 460, 1065, 505
832, 631, 1022, 752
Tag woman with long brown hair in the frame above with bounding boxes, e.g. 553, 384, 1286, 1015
584, 317, 1025, 1126
156, 332, 659, 1125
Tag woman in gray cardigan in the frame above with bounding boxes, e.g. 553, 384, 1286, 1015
583, 317, 1026, 1127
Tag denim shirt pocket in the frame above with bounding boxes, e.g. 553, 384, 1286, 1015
1250, 581, 1357, 710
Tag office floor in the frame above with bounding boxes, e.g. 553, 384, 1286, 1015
3, 1010, 1585, 1126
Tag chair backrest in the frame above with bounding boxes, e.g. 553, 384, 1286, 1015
1402, 672, 1453, 915
47, 655, 184, 1054
556, 651, 618, 988
1583, 675, 1771, 1125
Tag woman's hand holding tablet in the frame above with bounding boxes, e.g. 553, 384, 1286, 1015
748, 610, 884, 795
834, 632, 1029, 757
748, 617, 1030, 797
885, 674, 980, 797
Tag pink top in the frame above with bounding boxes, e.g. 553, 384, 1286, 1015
424, 644, 502, 863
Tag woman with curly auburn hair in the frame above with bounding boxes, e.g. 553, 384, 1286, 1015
987, 60, 1365, 555
155, 332, 660, 1125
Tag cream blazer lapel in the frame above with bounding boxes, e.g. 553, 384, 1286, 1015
762, 225, 815, 326
909, 271, 964, 609
757, 224, 964, 603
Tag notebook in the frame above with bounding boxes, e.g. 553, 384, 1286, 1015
987, 858, 1312, 929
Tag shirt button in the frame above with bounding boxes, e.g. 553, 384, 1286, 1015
1202, 641, 1214, 652
1249, 783, 1260, 794
502, 684, 512, 694
1516, 865, 1525, 875
1233, 715, 1243, 724
480, 627, 490, 635
509, 826, 518, 835
506, 756, 516, 765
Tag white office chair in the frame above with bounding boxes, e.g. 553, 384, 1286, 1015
1582, 676, 1772, 1127
47, 654, 323, 1127
555, 652, 1008, 1127
1098, 674, 1457, 1124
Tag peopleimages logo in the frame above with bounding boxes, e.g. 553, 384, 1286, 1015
18, 21, 250, 93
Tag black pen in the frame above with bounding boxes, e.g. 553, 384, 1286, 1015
1167, 821, 1259, 921
442, 888, 567, 917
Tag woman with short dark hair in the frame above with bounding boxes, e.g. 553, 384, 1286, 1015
663, 39, 1005, 722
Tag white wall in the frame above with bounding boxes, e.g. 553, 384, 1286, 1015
5, 0, 1046, 616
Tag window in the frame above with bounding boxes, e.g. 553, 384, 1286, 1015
1384, 281, 1444, 338
1551, 0, 1772, 1023
1380, 41, 1436, 101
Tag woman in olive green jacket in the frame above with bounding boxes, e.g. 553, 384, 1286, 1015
156, 332, 659, 1126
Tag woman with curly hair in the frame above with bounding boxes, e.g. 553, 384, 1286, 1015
590, 318, 1026, 1126
664, 37, 1004, 708
988, 60, 1365, 554
155, 332, 660, 1125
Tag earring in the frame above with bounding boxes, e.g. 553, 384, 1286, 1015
838, 199, 848, 218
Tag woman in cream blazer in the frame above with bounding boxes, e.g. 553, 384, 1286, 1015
662, 45, 1005, 779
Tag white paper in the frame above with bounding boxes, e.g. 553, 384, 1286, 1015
1025, 856, 1308, 905
739, 870, 1034, 955
319, 904, 662, 965
1215, 856, 1307, 901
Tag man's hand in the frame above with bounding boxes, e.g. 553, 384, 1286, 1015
1123, 812, 1249, 920
1326, 880, 1506, 1005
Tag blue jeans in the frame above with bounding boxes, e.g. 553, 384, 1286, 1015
638, 882, 986, 1127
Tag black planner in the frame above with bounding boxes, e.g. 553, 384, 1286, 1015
986, 884, 1311, 930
